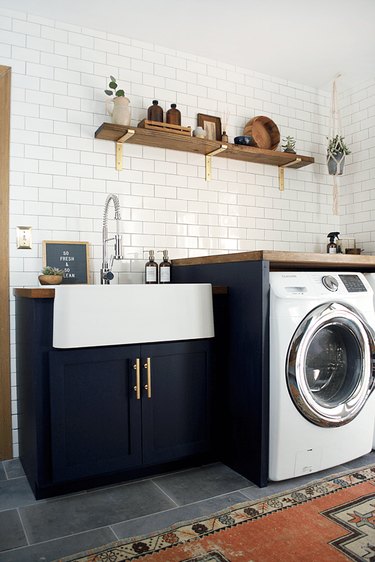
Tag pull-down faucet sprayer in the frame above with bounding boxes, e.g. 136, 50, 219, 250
101, 193, 123, 284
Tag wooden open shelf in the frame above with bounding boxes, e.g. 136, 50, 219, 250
95, 122, 315, 188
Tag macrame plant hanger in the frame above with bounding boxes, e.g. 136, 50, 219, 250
328, 74, 343, 215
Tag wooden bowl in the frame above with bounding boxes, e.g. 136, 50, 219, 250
38, 275, 63, 285
243, 116, 280, 150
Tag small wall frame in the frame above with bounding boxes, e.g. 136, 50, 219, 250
197, 113, 222, 141
42, 241, 89, 284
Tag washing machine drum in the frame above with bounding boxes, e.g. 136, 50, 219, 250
287, 301, 375, 427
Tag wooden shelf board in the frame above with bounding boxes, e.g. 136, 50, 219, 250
95, 123, 314, 169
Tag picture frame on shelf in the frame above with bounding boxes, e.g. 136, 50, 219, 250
197, 113, 222, 141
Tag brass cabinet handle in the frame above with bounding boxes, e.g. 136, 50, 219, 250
144, 357, 152, 398
133, 358, 141, 400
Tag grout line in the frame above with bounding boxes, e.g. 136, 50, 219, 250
151, 479, 179, 507
16, 507, 31, 546
0, 525, 117, 555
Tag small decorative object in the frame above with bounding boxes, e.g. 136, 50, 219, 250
234, 135, 255, 146
243, 116, 280, 150
197, 113, 222, 141
326, 134, 350, 176
221, 109, 230, 143
105, 76, 131, 126
147, 100, 163, 122
38, 266, 64, 286
282, 136, 296, 154
138, 119, 191, 136
166, 103, 181, 125
193, 126, 207, 139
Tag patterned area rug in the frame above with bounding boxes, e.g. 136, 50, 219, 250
57, 465, 375, 562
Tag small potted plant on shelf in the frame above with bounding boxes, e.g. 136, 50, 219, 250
104, 75, 131, 126
326, 134, 351, 176
38, 266, 64, 286
282, 136, 296, 154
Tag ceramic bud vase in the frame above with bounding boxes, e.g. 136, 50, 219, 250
106, 96, 131, 126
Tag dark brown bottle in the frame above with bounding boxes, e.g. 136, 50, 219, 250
166, 104, 181, 126
158, 249, 171, 284
147, 100, 163, 122
145, 250, 158, 284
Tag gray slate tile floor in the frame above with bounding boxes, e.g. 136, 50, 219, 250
0, 453, 374, 562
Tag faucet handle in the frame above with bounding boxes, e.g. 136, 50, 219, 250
102, 270, 114, 282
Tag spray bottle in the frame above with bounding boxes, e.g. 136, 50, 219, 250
327, 232, 340, 254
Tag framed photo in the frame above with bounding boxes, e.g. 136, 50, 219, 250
42, 240, 89, 284
197, 113, 222, 141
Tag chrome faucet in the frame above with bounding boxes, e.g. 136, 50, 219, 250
101, 193, 123, 284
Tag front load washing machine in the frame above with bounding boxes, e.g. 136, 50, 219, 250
363, 272, 375, 448
269, 271, 375, 481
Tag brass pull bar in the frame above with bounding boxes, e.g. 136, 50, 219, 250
144, 357, 152, 398
133, 358, 141, 400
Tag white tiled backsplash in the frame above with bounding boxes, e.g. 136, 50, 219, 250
2, 7, 374, 455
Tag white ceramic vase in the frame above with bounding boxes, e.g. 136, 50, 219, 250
106, 96, 131, 126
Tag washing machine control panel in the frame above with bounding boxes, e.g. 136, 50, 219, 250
338, 274, 367, 292
321, 275, 338, 291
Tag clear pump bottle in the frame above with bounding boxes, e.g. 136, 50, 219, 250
158, 249, 171, 284
145, 250, 158, 284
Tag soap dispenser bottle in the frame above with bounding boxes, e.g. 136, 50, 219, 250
145, 250, 158, 284
158, 249, 171, 284
327, 232, 340, 254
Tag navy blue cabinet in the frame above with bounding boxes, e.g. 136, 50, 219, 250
48, 340, 211, 483
15, 296, 212, 498
49, 346, 142, 481
141, 341, 210, 465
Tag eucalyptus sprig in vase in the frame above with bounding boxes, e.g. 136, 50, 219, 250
105, 75, 131, 126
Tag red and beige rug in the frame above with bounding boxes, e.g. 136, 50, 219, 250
58, 465, 375, 562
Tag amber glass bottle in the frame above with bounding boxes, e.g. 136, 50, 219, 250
159, 249, 171, 284
147, 100, 163, 122
166, 104, 181, 126
145, 250, 158, 284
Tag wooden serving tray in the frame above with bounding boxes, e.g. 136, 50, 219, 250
138, 119, 191, 136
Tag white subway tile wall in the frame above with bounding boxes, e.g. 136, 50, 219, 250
340, 80, 375, 251
4, 7, 370, 456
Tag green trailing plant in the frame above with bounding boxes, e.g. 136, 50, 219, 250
104, 76, 125, 97
327, 134, 351, 157
41, 266, 64, 276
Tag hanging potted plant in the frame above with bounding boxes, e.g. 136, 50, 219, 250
326, 134, 350, 176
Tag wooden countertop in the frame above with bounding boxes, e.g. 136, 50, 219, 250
14, 252, 375, 299
172, 250, 375, 270
13, 285, 229, 299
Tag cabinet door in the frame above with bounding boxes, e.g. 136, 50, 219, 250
49, 346, 142, 481
141, 340, 211, 465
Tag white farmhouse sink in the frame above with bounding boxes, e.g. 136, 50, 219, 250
52, 284, 214, 348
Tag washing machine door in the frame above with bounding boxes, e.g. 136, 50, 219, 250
287, 301, 375, 427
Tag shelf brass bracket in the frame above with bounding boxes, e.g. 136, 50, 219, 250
115, 129, 135, 171
278, 158, 302, 191
205, 145, 227, 181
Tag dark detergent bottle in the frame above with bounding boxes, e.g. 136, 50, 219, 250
147, 100, 163, 122
166, 104, 181, 126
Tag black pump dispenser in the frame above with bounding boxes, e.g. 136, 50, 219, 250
327, 232, 340, 254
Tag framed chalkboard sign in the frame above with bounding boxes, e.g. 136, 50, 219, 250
42, 241, 89, 284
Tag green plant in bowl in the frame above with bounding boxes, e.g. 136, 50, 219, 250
38, 266, 64, 285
